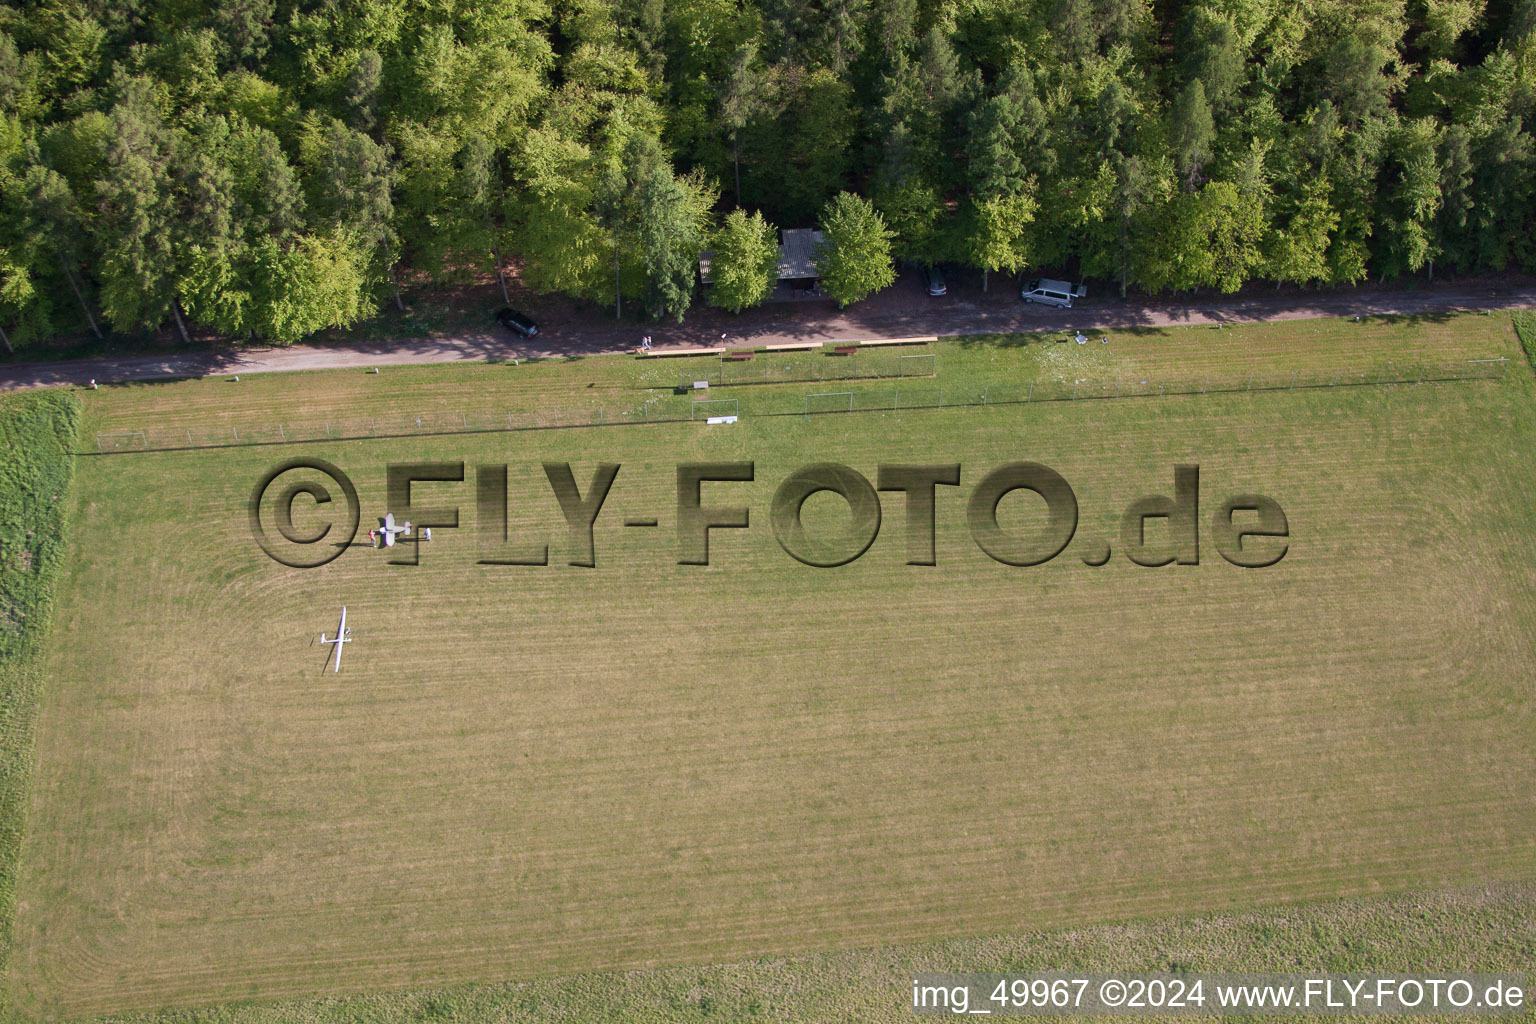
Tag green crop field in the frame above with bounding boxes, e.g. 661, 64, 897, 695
4, 315, 1535, 1020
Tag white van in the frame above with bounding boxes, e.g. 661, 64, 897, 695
1021, 278, 1086, 307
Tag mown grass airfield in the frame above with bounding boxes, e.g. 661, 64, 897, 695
3, 314, 1533, 1020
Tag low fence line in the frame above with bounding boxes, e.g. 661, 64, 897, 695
791, 359, 1507, 418
88, 358, 1508, 454
633, 346, 940, 391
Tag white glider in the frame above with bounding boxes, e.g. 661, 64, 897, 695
319, 606, 353, 672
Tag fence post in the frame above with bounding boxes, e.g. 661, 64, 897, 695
463, 412, 468, 428
1246, 371, 1253, 391
187, 429, 192, 445
1027, 383, 1034, 403
279, 424, 285, 441
325, 422, 331, 438
233, 426, 239, 441
1290, 370, 1297, 388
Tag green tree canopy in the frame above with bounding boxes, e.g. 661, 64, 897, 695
0, 0, 1532, 348
813, 190, 894, 307
707, 208, 780, 313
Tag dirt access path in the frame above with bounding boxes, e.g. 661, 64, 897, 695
2, 267, 1532, 392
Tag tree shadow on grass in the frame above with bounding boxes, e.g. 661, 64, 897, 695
1351, 310, 1462, 327
951, 323, 1174, 348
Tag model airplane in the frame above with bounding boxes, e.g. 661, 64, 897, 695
319, 606, 353, 672
375, 512, 412, 547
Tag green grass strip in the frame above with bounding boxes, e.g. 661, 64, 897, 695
0, 390, 81, 1013
1513, 312, 1536, 375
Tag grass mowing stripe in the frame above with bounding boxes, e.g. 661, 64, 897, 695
12, 315, 1536, 1018
17, 376, 1535, 1016
77, 882, 1536, 1024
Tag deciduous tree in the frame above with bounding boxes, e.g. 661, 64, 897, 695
814, 191, 894, 307
707, 208, 779, 313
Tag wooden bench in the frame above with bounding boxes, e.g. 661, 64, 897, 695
725, 349, 755, 361
642, 348, 727, 358
830, 345, 858, 357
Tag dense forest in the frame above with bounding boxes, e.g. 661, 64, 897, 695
0, 0, 1534, 347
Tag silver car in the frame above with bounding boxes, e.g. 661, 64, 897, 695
1021, 279, 1085, 308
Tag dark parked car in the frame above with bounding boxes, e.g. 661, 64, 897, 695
923, 264, 947, 296
495, 307, 539, 337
